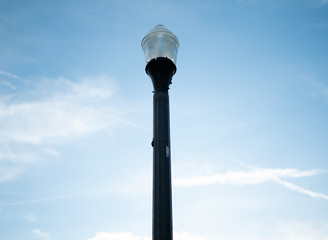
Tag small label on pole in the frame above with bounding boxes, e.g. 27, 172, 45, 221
166, 146, 170, 158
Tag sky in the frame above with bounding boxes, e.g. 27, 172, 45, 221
0, 0, 328, 239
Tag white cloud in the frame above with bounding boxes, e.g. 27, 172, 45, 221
0, 77, 116, 145
271, 222, 328, 240
0, 72, 147, 182
86, 224, 328, 240
174, 168, 328, 200
86, 231, 210, 240
32, 229, 50, 240
174, 168, 320, 186
115, 164, 327, 199
8, 195, 77, 206
174, 231, 211, 240
275, 178, 328, 200
237, 221, 328, 240
86, 232, 151, 240
0, 99, 109, 144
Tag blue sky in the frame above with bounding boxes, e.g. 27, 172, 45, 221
1, 0, 328, 239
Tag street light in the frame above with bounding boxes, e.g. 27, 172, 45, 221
141, 24, 179, 240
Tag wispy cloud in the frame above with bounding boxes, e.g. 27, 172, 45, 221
0, 80, 16, 90
0, 71, 147, 182
0, 74, 114, 181
275, 178, 328, 200
174, 167, 328, 200
174, 168, 320, 186
32, 229, 50, 240
7, 195, 78, 206
0, 78, 115, 145
110, 162, 327, 201
0, 70, 23, 80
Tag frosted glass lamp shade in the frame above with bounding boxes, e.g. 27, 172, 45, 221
141, 24, 179, 64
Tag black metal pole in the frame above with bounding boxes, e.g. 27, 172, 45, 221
146, 57, 176, 240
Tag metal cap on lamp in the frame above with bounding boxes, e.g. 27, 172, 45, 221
141, 24, 179, 64
142, 25, 179, 91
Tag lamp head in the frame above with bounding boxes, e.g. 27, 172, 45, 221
141, 24, 179, 65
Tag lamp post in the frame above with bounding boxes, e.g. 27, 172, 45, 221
141, 24, 179, 240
